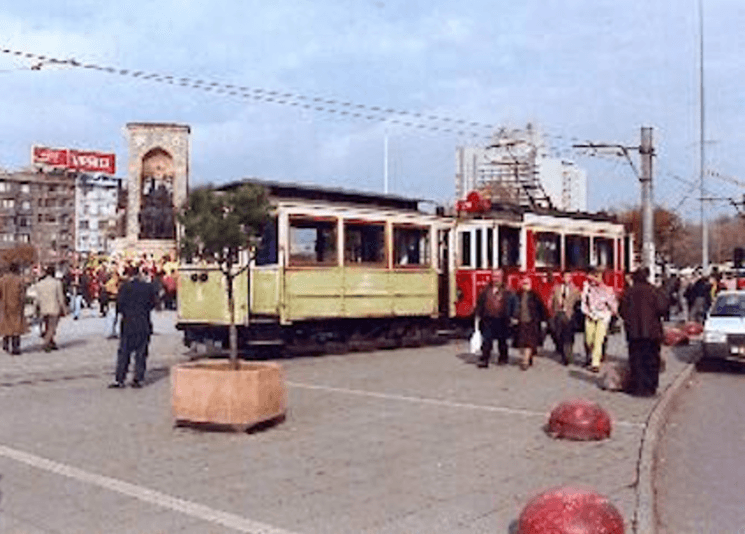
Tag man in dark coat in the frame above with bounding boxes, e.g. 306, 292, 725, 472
474, 269, 515, 368
687, 274, 711, 323
619, 267, 669, 396
109, 264, 158, 388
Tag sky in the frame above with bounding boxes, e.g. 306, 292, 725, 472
1, 0, 744, 221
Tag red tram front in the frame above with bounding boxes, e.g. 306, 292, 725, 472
453, 196, 632, 321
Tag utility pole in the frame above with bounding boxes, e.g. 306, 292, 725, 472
574, 126, 655, 280
699, 0, 708, 273
640, 127, 655, 279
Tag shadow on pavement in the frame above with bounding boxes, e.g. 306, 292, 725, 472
141, 366, 171, 387
174, 413, 286, 434
670, 342, 699, 364
455, 352, 481, 366
695, 357, 745, 374
22, 338, 90, 354
568, 369, 600, 387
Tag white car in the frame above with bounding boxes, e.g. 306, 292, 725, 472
702, 291, 745, 362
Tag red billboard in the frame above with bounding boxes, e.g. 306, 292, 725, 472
32, 146, 116, 175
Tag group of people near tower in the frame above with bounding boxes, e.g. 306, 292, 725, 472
0, 254, 171, 390
474, 266, 669, 397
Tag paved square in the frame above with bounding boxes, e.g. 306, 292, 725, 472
0, 311, 692, 533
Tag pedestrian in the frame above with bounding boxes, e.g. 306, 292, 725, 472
0, 262, 27, 355
581, 268, 618, 373
549, 271, 581, 365
162, 269, 177, 310
32, 265, 68, 352
688, 274, 711, 323
97, 265, 109, 317
619, 267, 669, 396
103, 265, 121, 338
109, 264, 158, 389
513, 276, 547, 370
474, 269, 515, 368
68, 266, 84, 320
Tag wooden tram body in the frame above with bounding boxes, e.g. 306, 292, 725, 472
177, 179, 455, 353
176, 182, 631, 353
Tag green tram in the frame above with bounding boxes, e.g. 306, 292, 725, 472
177, 179, 455, 354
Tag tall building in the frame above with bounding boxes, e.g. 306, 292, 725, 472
75, 173, 124, 254
455, 124, 587, 212
535, 157, 588, 212
0, 169, 76, 265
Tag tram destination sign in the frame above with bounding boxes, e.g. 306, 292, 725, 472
32, 145, 116, 175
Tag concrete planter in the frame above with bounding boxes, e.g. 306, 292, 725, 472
171, 360, 287, 430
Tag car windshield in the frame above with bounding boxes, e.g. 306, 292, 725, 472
710, 294, 745, 317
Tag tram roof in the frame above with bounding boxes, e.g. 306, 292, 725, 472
481, 201, 620, 224
217, 178, 425, 212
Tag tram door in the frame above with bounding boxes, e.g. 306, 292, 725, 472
438, 228, 450, 317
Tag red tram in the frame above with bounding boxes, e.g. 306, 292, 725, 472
452, 191, 632, 324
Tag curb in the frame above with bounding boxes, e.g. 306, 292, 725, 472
632, 353, 697, 534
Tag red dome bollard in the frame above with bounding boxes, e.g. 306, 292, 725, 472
663, 326, 688, 346
683, 321, 703, 336
546, 399, 611, 441
518, 486, 625, 534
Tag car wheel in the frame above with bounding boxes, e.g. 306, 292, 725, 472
696, 346, 716, 372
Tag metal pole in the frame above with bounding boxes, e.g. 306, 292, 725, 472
640, 127, 655, 281
700, 0, 708, 272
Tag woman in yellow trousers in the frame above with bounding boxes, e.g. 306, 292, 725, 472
581, 268, 618, 372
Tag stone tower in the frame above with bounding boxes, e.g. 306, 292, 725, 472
121, 122, 190, 256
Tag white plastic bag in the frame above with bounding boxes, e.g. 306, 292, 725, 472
469, 317, 482, 354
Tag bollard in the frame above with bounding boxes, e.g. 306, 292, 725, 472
663, 326, 688, 346
546, 399, 611, 441
683, 321, 703, 336
518, 486, 625, 534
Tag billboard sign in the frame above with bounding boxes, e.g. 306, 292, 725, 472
32, 146, 116, 175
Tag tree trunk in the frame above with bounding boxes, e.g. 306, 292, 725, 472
226, 267, 239, 370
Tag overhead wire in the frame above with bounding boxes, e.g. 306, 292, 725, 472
0, 47, 505, 141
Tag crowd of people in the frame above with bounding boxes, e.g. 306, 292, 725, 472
0, 252, 179, 387
661, 269, 737, 325
55, 253, 179, 324
473, 265, 709, 397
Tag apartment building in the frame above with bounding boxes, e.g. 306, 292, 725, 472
75, 173, 123, 254
0, 169, 76, 265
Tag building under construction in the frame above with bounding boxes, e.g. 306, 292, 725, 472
455, 124, 587, 212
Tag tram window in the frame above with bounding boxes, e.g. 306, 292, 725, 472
535, 232, 560, 268
475, 229, 483, 269
394, 226, 430, 266
344, 222, 385, 265
255, 216, 278, 266
595, 238, 615, 268
486, 228, 494, 268
499, 226, 520, 267
565, 235, 590, 269
460, 231, 472, 267
289, 217, 338, 266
